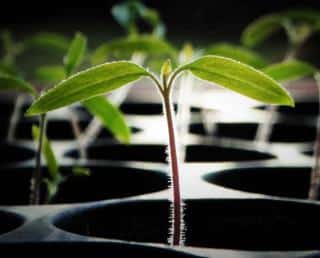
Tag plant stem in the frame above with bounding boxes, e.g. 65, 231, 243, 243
162, 90, 182, 246
82, 117, 102, 147
30, 113, 46, 205
309, 76, 320, 200
69, 109, 86, 159
254, 105, 277, 147
255, 42, 298, 146
7, 94, 25, 142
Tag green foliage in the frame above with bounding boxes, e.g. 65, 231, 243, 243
82, 96, 131, 144
93, 35, 176, 61
242, 14, 283, 47
0, 73, 36, 96
111, 0, 165, 37
179, 43, 194, 64
285, 9, 320, 27
1, 30, 24, 68
72, 167, 91, 176
64, 32, 87, 75
178, 55, 294, 106
27, 55, 295, 118
242, 9, 320, 47
90, 43, 109, 65
32, 125, 59, 180
35, 65, 66, 84
262, 60, 316, 82
26, 32, 69, 52
205, 43, 268, 68
0, 62, 19, 76
160, 59, 172, 84
32, 124, 64, 202
26, 61, 148, 116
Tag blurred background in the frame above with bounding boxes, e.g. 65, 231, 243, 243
1, 0, 320, 49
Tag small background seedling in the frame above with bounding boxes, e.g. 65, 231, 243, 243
0, 32, 98, 204
26, 54, 293, 245
242, 9, 320, 146
0, 31, 71, 142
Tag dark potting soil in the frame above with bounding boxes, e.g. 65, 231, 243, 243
190, 122, 316, 142
53, 199, 320, 251
0, 210, 24, 235
0, 165, 168, 205
0, 142, 34, 165
77, 102, 200, 116
0, 242, 201, 258
277, 101, 318, 116
304, 150, 313, 156
0, 102, 15, 118
257, 101, 319, 116
0, 118, 9, 140
65, 144, 274, 163
203, 167, 312, 199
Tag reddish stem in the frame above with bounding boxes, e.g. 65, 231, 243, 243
162, 91, 182, 246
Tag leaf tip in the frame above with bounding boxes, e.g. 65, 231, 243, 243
25, 106, 38, 117
283, 94, 295, 107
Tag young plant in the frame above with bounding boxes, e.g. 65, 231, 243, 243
82, 1, 175, 146
0, 71, 44, 204
0, 32, 93, 204
26, 55, 293, 245
0, 31, 29, 142
1, 31, 70, 142
242, 9, 320, 144
36, 32, 132, 151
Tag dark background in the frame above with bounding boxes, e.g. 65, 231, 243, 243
1, 0, 320, 40
1, 0, 320, 63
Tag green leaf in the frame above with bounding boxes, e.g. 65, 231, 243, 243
241, 14, 283, 47
205, 43, 268, 68
262, 60, 315, 82
32, 125, 59, 180
26, 61, 149, 116
89, 37, 176, 66
107, 35, 176, 58
0, 62, 19, 76
1, 30, 13, 53
0, 73, 36, 96
35, 65, 66, 84
26, 33, 69, 51
285, 9, 320, 27
90, 43, 109, 65
82, 96, 131, 144
72, 167, 91, 176
43, 174, 64, 203
64, 32, 87, 76
178, 55, 294, 106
